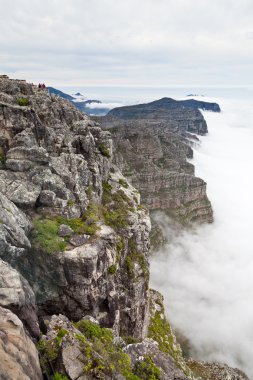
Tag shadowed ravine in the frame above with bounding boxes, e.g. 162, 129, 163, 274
150, 98, 253, 379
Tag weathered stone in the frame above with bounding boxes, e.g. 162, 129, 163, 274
125, 339, 189, 380
59, 224, 74, 237
69, 233, 90, 246
0, 259, 39, 337
0, 191, 31, 261
187, 359, 249, 380
0, 76, 150, 341
0, 306, 42, 380
98, 116, 213, 225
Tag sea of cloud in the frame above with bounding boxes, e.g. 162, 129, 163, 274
150, 96, 253, 378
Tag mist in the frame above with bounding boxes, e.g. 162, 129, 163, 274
150, 96, 253, 377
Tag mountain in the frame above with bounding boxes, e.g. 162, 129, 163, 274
47, 86, 75, 102
95, 97, 220, 232
108, 97, 221, 119
0, 75, 248, 380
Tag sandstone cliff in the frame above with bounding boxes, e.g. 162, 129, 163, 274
0, 76, 192, 379
0, 76, 247, 380
96, 101, 214, 229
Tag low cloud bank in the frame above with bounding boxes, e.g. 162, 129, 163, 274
150, 98, 253, 378
85, 101, 123, 109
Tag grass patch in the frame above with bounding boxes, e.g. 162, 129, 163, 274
108, 264, 117, 275
119, 178, 129, 188
0, 151, 6, 164
17, 97, 29, 106
148, 310, 174, 355
74, 320, 144, 379
116, 237, 125, 262
75, 320, 113, 341
135, 356, 160, 380
102, 182, 133, 231
37, 337, 58, 372
125, 238, 149, 284
52, 373, 69, 380
31, 206, 101, 254
67, 199, 75, 206
55, 328, 68, 345
99, 143, 111, 158
31, 219, 67, 254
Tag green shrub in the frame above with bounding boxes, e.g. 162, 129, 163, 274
51, 372, 69, 380
135, 356, 160, 380
55, 328, 68, 345
31, 210, 101, 254
37, 338, 58, 371
17, 97, 29, 106
31, 219, 67, 254
0, 151, 6, 164
99, 143, 111, 158
119, 178, 129, 188
148, 311, 174, 355
67, 199, 75, 206
75, 320, 113, 342
108, 264, 117, 275
103, 209, 128, 229
56, 214, 99, 236
125, 238, 149, 283
102, 181, 113, 205
102, 182, 132, 231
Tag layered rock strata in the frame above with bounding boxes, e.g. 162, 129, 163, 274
0, 76, 151, 340
97, 117, 213, 225
0, 76, 248, 380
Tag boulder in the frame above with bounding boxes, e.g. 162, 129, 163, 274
0, 306, 42, 380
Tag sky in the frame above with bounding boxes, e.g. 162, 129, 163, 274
1, 0, 253, 88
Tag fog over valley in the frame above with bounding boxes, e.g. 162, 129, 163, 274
150, 96, 253, 378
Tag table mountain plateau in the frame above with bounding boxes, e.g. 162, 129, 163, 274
0, 75, 248, 380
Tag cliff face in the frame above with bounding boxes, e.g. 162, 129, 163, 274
107, 97, 220, 135
97, 113, 213, 226
0, 76, 248, 380
0, 76, 192, 379
0, 76, 152, 341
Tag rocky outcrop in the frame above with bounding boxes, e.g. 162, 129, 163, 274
97, 118, 213, 226
0, 76, 248, 380
0, 259, 39, 337
0, 76, 150, 341
187, 359, 249, 380
39, 313, 190, 380
0, 306, 42, 380
106, 97, 220, 135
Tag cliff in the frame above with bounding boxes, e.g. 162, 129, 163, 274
96, 98, 215, 228
0, 75, 190, 379
107, 97, 220, 135
0, 76, 247, 380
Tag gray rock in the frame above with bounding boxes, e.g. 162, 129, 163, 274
187, 359, 249, 380
59, 224, 74, 237
0, 191, 31, 262
0, 259, 39, 337
125, 339, 189, 380
69, 233, 89, 246
0, 306, 42, 380
98, 113, 213, 225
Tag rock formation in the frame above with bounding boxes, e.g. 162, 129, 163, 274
0, 307, 42, 380
96, 99, 214, 226
0, 76, 248, 380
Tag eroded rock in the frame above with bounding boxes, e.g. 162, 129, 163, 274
0, 306, 42, 380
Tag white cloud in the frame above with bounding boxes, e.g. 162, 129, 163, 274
85, 101, 122, 109
0, 0, 253, 86
150, 98, 253, 378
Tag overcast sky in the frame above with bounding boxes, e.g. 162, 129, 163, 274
1, 0, 253, 87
